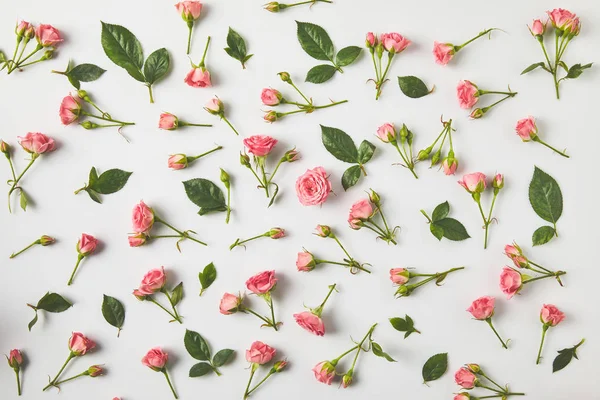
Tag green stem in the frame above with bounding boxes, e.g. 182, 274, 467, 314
225, 185, 231, 224
243, 307, 275, 328
15, 369, 21, 396
480, 372, 506, 393
162, 290, 183, 324
186, 26, 193, 55
260, 165, 270, 197
199, 36, 211, 65
362, 221, 389, 239
81, 111, 134, 126
376, 54, 393, 100
315, 259, 371, 273
539, 41, 554, 74
313, 100, 348, 110
188, 145, 223, 162
420, 210, 433, 223
155, 217, 207, 246
528, 260, 553, 274
314, 283, 336, 316
486, 319, 508, 349
430, 123, 450, 150
536, 325, 549, 364
246, 371, 274, 397
478, 90, 515, 96
267, 295, 278, 331
67, 254, 85, 285
147, 85, 155, 104
43, 353, 74, 391
332, 235, 353, 261
163, 370, 178, 399
456, 28, 497, 50
221, 117, 239, 135
233, 234, 266, 247
534, 138, 569, 158
10, 239, 40, 258
243, 365, 257, 399
53, 372, 87, 386
179, 122, 212, 127
15, 58, 46, 68
8, 37, 22, 73
553, 32, 560, 99
476, 199, 489, 249
332, 345, 360, 363
370, 51, 380, 82
289, 82, 311, 104
523, 274, 558, 284
266, 159, 284, 184
7, 157, 17, 182
148, 297, 180, 323
14, 43, 41, 68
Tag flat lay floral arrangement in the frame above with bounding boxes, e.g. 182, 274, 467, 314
0, 1, 593, 399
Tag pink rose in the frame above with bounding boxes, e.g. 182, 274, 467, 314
540, 304, 565, 326
376, 123, 395, 143
389, 268, 410, 285
168, 154, 188, 170
8, 349, 23, 368
35, 24, 62, 47
184, 67, 211, 88
128, 234, 147, 249
269, 228, 285, 239
261, 88, 282, 106
175, 1, 203, 20
366, 32, 377, 47
312, 361, 336, 385
158, 113, 178, 130
531, 19, 545, 36
142, 347, 168, 371
87, 365, 104, 377
565, 17, 580, 35
458, 172, 486, 193
59, 94, 81, 125
204, 98, 223, 115
515, 116, 538, 141
297, 251, 316, 272
77, 233, 98, 256
219, 293, 242, 315
294, 311, 325, 336
499, 267, 522, 299
454, 367, 477, 389
68, 332, 96, 356
138, 266, 167, 295
315, 224, 331, 238
493, 173, 504, 189
454, 394, 470, 400
380, 33, 411, 53
547, 8, 576, 30
433, 42, 455, 65
246, 270, 277, 294
456, 80, 479, 109
504, 243, 528, 268
245, 341, 276, 364
348, 199, 373, 229
133, 289, 147, 300
16, 21, 31, 36
132, 201, 155, 233
243, 135, 278, 157
263, 111, 277, 123
467, 296, 495, 320
442, 158, 458, 175
295, 167, 331, 206
18, 132, 55, 154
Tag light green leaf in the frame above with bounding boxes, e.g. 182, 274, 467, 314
532, 225, 556, 246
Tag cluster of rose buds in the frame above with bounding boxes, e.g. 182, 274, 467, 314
418, 118, 458, 175
243, 341, 287, 399
59, 90, 135, 133
264, 0, 332, 13
158, 112, 212, 130
168, 145, 222, 170
261, 72, 348, 123
536, 304, 565, 364
376, 122, 418, 179
293, 284, 337, 336
230, 227, 285, 250
348, 191, 398, 244
454, 364, 525, 399
128, 200, 207, 250
175, 1, 203, 54
220, 271, 281, 331
1, 21, 61, 75
515, 116, 569, 158
467, 296, 509, 349
133, 267, 184, 324
204, 97, 240, 135
185, 36, 212, 87
240, 135, 298, 206
295, 166, 331, 206
456, 80, 517, 119
366, 32, 411, 99
142, 347, 178, 399
67, 233, 98, 285
458, 172, 504, 249
6, 349, 23, 395
9, 234, 55, 258
2, 132, 56, 213
433, 28, 498, 66
390, 266, 464, 298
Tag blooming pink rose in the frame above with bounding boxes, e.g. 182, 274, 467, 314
433, 42, 455, 65
245, 341, 276, 364
389, 268, 410, 285
219, 293, 242, 315
376, 123, 395, 143
138, 266, 167, 295
77, 233, 98, 256
18, 132, 55, 154
312, 361, 336, 385
504, 243, 527, 268
59, 94, 81, 125
380, 33, 411, 53
168, 154, 188, 170
467, 296, 495, 320
246, 270, 277, 294
348, 199, 373, 229
184, 67, 211, 88
8, 349, 23, 368
158, 113, 178, 130
261, 88, 282, 106
142, 347, 168, 371
442, 158, 458, 175
547, 8, 576, 30
456, 80, 479, 109
295, 167, 331, 206
454, 367, 477, 389
499, 267, 522, 299
458, 172, 486, 193
540, 304, 565, 326
294, 311, 325, 336
515, 116, 538, 141
35, 24, 62, 47
132, 201, 155, 233
243, 135, 278, 157
531, 19, 545, 36
69, 332, 96, 356
366, 32, 376, 47
204, 98, 223, 114
297, 251, 316, 271
175, 1, 203, 20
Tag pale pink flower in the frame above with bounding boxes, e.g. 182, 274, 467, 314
499, 267, 522, 299
245, 341, 276, 364
184, 67, 211, 87
243, 135, 278, 157
467, 296, 495, 320
433, 42, 455, 65
515, 116, 538, 141
540, 304, 565, 326
245, 270, 277, 294
294, 311, 325, 336
456, 80, 479, 109
295, 167, 331, 206
142, 347, 168, 371
380, 33, 411, 53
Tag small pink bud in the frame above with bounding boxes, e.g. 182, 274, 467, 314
133, 289, 147, 301
442, 157, 458, 175
1, 140, 10, 156
296, 251, 317, 272
366, 32, 377, 48
531, 19, 545, 36
469, 108, 484, 119
175, 1, 203, 22
273, 360, 288, 372
7, 349, 23, 369
263, 110, 278, 123
77, 234, 98, 256
493, 173, 504, 190
204, 97, 223, 115
315, 225, 332, 238
389, 268, 410, 285
261, 88, 283, 106
540, 304, 565, 326
342, 372, 353, 388
86, 365, 104, 377
376, 123, 396, 143
158, 113, 179, 130
128, 233, 148, 248
284, 149, 300, 162
268, 228, 285, 239
515, 116, 538, 142
278, 72, 291, 83
466, 363, 481, 374
40, 235, 56, 246
264, 2, 282, 12
168, 154, 188, 170
219, 293, 243, 315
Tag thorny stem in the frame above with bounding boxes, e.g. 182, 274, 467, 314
43, 353, 74, 391
260, 165, 270, 197
154, 216, 207, 246
267, 295, 278, 331
534, 138, 569, 158
10, 239, 40, 258
163, 289, 183, 323
456, 28, 499, 50
243, 365, 257, 399
486, 319, 508, 349
148, 297, 181, 323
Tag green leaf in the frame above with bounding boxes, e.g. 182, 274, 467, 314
430, 224, 444, 241
371, 342, 395, 362
335, 46, 362, 67
357, 140, 376, 164
566, 63, 592, 79
101, 295, 125, 334
28, 312, 38, 331
553, 339, 584, 373
296, 21, 334, 61
89, 168, 132, 194
184, 329, 211, 361
305, 64, 337, 84
68, 75, 81, 89
37, 292, 73, 313
171, 282, 184, 307
390, 315, 419, 338
68, 63, 106, 82
532, 225, 556, 246
435, 218, 470, 241
189, 362, 213, 377
422, 353, 448, 383
19, 190, 27, 211
341, 165, 362, 191
86, 189, 102, 204
100, 22, 145, 82
521, 62, 545, 75
398, 76, 433, 98
183, 178, 227, 215
432, 201, 449, 222
143, 48, 170, 85
88, 167, 99, 187
320, 125, 359, 163
199, 262, 217, 295
224, 27, 252, 68
212, 349, 234, 367
529, 166, 563, 224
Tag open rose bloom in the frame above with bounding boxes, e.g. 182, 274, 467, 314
142, 347, 169, 371
467, 296, 495, 320
454, 367, 477, 389
243, 135, 278, 157
175, 1, 202, 21
219, 292, 242, 314
246, 270, 277, 294
245, 341, 276, 364
294, 311, 325, 336
295, 167, 331, 206
132, 201, 155, 233
184, 67, 211, 87
540, 304, 565, 326
499, 267, 522, 299
296, 251, 316, 271
381, 33, 411, 53
458, 172, 486, 193
138, 266, 167, 295
312, 361, 336, 385
77, 233, 98, 256
59, 94, 82, 125
456, 80, 479, 109
69, 332, 96, 356
18, 132, 55, 155
433, 42, 455, 65
348, 199, 374, 229
261, 88, 282, 106
515, 116, 538, 141
35, 24, 62, 47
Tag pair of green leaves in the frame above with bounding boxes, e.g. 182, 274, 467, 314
184, 329, 235, 377
398, 76, 434, 99
102, 295, 125, 337
199, 262, 217, 296
320, 125, 375, 190
422, 353, 448, 384
58, 61, 106, 89
79, 167, 132, 204
521, 61, 592, 79
552, 339, 584, 373
389, 315, 420, 339
225, 28, 253, 69
27, 292, 72, 331
296, 21, 362, 83
370, 340, 395, 362
422, 201, 470, 241
183, 178, 228, 216
529, 167, 562, 246
101, 22, 170, 101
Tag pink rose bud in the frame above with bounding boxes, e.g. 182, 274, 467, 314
59, 94, 81, 125
442, 157, 459, 175
504, 243, 528, 268
284, 149, 300, 162
168, 154, 188, 170
342, 372, 353, 388
348, 199, 374, 229
133, 289, 147, 301
86, 365, 104, 377
132, 201, 155, 233
515, 116, 538, 141
219, 292, 243, 315
297, 251, 317, 271
278, 71, 291, 83
246, 270, 277, 295
7, 349, 23, 369
295, 167, 332, 206
454, 393, 471, 400
35, 24, 62, 47
158, 113, 179, 130
294, 311, 325, 336
40, 235, 56, 246
273, 360, 288, 372
454, 367, 477, 389
312, 361, 336, 385
15, 20, 31, 37
376, 123, 396, 143
243, 135, 278, 157
458, 172, 487, 193
261, 88, 283, 106
263, 110, 278, 123
389, 268, 410, 285
184, 67, 212, 87
142, 347, 169, 371
315, 224, 332, 238
469, 108, 484, 119
138, 266, 167, 295
380, 32, 411, 54
493, 173, 504, 190
245, 341, 276, 365
565, 17, 580, 36
264, 2, 282, 12
77, 233, 98, 256
128, 233, 148, 247
175, 1, 203, 21
0, 140, 9, 156
540, 304, 565, 326
433, 42, 455, 65
23, 25, 35, 39
204, 97, 223, 115
18, 132, 56, 155
467, 296, 495, 320
499, 267, 522, 299
268, 228, 285, 239
547, 8, 577, 30
456, 80, 479, 109
366, 32, 377, 48
69, 332, 96, 356
530, 19, 545, 36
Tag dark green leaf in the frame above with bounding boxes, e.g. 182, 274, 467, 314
566, 63, 592, 79
320, 125, 359, 163
521, 62, 545, 75
389, 317, 411, 332
28, 312, 38, 331
335, 46, 362, 67
100, 22, 145, 82
371, 342, 395, 362
68, 63, 106, 82
199, 262, 217, 295
90, 169, 132, 194
296, 21, 334, 61
183, 178, 227, 215
144, 48, 170, 84
19, 190, 27, 211
558, 61, 569, 72
212, 349, 234, 367
189, 362, 213, 377
357, 140, 376, 164
529, 166, 563, 224
184, 329, 211, 361
422, 353, 448, 382
341, 165, 362, 191
532, 225, 556, 246
101, 295, 125, 333
398, 76, 433, 98
435, 218, 470, 241
171, 282, 184, 307
68, 75, 81, 89
432, 201, 450, 222
430, 224, 444, 241
86, 189, 102, 204
224, 28, 252, 68
305, 64, 337, 84
88, 167, 99, 187
553, 339, 584, 373
37, 292, 73, 313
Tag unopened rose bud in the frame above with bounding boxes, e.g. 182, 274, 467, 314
40, 235, 56, 246
283, 149, 299, 162
369, 189, 381, 204
86, 365, 104, 377
315, 225, 332, 238
263, 110, 278, 123
431, 150, 441, 166
168, 154, 188, 170
77, 89, 92, 103
268, 228, 285, 239
7, 349, 23, 370
493, 173, 504, 190
278, 71, 291, 83
466, 363, 481, 374
366, 32, 377, 48
530, 19, 545, 37
0, 140, 10, 157
272, 360, 288, 372
40, 50, 54, 60
133, 289, 147, 301
417, 147, 432, 161
376, 42, 384, 59
81, 121, 100, 130
24, 25, 35, 39
399, 124, 409, 140
342, 371, 353, 388
240, 153, 251, 168
204, 97, 223, 115
395, 284, 413, 297
469, 108, 484, 119
15, 21, 31, 38
220, 168, 231, 189
264, 2, 286, 12
128, 233, 147, 248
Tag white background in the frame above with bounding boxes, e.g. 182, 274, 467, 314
0, 0, 598, 399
